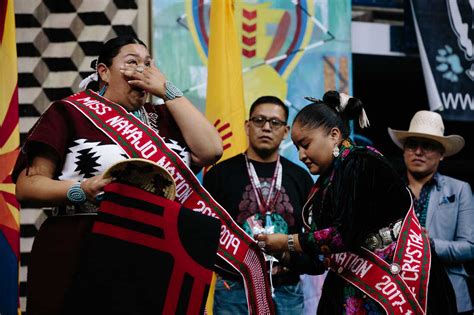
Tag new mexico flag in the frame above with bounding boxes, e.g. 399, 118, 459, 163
206, 0, 247, 162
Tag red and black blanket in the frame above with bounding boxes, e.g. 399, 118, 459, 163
63, 182, 221, 315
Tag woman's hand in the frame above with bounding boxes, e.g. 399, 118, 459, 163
80, 173, 113, 204
120, 62, 223, 167
120, 62, 167, 98
255, 233, 289, 254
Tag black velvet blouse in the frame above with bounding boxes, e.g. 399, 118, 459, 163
296, 145, 457, 314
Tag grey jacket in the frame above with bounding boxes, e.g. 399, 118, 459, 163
426, 173, 474, 312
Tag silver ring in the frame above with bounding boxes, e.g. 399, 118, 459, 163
257, 241, 266, 250
136, 66, 144, 73
95, 192, 105, 202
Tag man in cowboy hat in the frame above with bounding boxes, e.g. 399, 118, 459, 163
388, 110, 474, 314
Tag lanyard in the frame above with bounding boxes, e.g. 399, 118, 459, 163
244, 154, 282, 215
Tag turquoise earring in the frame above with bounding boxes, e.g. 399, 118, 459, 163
99, 84, 107, 96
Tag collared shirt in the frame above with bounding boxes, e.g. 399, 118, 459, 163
405, 173, 439, 227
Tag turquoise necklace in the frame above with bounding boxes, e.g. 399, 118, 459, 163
130, 107, 150, 125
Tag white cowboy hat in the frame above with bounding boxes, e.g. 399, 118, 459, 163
388, 110, 465, 157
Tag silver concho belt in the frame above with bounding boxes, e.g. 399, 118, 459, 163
51, 201, 99, 217
364, 219, 403, 250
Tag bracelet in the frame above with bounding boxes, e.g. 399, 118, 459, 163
66, 182, 87, 205
287, 234, 296, 252
165, 80, 183, 101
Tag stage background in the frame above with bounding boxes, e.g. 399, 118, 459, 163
152, 0, 352, 167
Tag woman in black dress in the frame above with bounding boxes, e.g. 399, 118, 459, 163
257, 91, 457, 314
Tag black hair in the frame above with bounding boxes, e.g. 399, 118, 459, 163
249, 96, 289, 121
86, 35, 147, 90
98, 35, 147, 68
293, 90, 364, 139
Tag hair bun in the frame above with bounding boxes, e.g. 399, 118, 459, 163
343, 97, 363, 121
322, 90, 341, 111
322, 90, 363, 120
322, 90, 369, 128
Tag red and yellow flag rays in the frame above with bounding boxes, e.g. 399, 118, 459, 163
0, 0, 20, 313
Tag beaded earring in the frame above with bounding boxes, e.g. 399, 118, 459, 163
333, 145, 340, 158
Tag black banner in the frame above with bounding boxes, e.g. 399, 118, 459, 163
411, 0, 474, 121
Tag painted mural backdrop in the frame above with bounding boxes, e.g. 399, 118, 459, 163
152, 0, 352, 163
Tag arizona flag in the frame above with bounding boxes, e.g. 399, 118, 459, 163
206, 0, 247, 162
0, 0, 20, 314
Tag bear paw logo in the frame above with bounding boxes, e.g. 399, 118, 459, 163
436, 45, 464, 82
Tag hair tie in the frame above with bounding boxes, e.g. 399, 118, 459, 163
78, 72, 98, 90
78, 59, 99, 90
338, 93, 350, 111
339, 93, 370, 129
358, 108, 370, 128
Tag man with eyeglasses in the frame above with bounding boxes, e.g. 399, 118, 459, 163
388, 110, 474, 315
204, 96, 313, 314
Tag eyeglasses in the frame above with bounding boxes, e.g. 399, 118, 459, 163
404, 139, 443, 153
249, 116, 286, 129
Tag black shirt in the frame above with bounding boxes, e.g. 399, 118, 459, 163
203, 153, 313, 285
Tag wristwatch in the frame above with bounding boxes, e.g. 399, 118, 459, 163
165, 80, 183, 101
